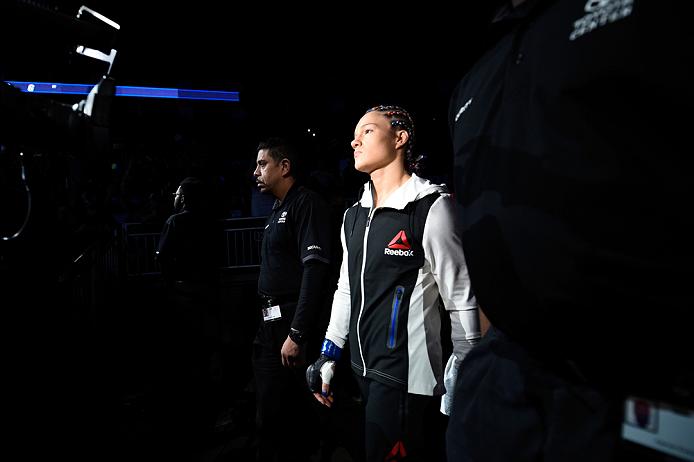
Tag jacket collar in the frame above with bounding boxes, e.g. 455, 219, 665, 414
358, 173, 447, 210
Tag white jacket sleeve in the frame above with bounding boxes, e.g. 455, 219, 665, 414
324, 211, 351, 349
423, 195, 481, 414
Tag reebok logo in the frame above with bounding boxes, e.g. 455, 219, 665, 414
384, 230, 414, 256
384, 248, 414, 256
388, 230, 411, 250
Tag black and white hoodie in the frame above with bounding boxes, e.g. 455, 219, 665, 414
325, 173, 480, 396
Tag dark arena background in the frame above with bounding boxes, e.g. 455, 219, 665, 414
1, 1, 691, 461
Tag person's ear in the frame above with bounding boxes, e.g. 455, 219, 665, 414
280, 158, 291, 176
395, 129, 409, 150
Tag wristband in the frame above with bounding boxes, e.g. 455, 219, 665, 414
289, 328, 306, 345
321, 338, 342, 360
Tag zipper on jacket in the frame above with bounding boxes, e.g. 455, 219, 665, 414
356, 205, 376, 376
387, 286, 405, 349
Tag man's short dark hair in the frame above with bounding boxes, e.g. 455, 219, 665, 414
179, 176, 206, 210
257, 137, 302, 178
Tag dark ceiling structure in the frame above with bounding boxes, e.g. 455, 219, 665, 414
1, 1, 500, 221
1, 0, 495, 135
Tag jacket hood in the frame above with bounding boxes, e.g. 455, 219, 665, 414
358, 173, 448, 210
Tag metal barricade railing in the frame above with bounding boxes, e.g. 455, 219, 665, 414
122, 225, 162, 277
223, 226, 264, 269
121, 217, 266, 278
59, 233, 120, 327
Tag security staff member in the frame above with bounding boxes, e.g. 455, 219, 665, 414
252, 137, 332, 462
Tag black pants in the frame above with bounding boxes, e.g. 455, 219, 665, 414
446, 327, 624, 462
155, 282, 219, 448
252, 319, 319, 462
356, 375, 441, 462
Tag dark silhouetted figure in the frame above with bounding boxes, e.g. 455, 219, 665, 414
155, 176, 222, 456
447, 1, 694, 461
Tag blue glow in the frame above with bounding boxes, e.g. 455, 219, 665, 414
6, 81, 239, 102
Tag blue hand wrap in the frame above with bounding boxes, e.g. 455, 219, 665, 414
321, 338, 342, 360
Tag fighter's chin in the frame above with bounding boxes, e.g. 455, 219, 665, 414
353, 160, 368, 174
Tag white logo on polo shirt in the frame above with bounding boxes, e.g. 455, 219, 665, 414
570, 0, 633, 41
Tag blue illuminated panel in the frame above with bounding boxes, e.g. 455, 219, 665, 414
6, 81, 239, 102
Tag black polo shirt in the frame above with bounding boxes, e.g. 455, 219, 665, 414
157, 209, 221, 283
449, 0, 693, 386
258, 183, 332, 298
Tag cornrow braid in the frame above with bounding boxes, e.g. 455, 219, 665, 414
366, 105, 421, 174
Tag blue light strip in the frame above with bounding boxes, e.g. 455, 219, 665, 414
6, 81, 240, 102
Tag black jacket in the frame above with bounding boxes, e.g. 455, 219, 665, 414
325, 175, 480, 395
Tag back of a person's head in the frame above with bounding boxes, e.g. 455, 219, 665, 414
179, 176, 207, 211
257, 137, 303, 180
